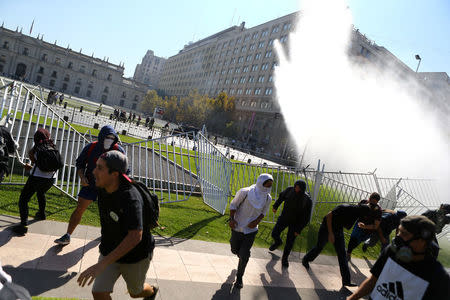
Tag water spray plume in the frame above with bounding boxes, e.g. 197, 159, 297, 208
274, 0, 449, 204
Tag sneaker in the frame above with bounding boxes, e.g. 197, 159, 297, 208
54, 233, 70, 245
343, 282, 358, 287
362, 243, 368, 253
144, 284, 159, 300
11, 224, 28, 235
34, 211, 46, 221
302, 258, 310, 271
234, 276, 243, 289
269, 242, 281, 251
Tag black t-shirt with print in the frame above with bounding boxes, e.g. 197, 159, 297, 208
329, 204, 372, 230
97, 181, 155, 263
370, 247, 450, 300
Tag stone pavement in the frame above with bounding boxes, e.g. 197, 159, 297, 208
0, 214, 374, 299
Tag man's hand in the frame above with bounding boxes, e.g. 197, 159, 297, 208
80, 176, 89, 187
229, 219, 237, 229
357, 222, 366, 229
77, 262, 106, 287
24, 163, 32, 171
328, 232, 335, 244
247, 220, 258, 228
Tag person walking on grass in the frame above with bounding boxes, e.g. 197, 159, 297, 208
54, 125, 125, 245
269, 180, 312, 268
228, 173, 273, 289
12, 129, 61, 235
77, 151, 158, 300
302, 197, 382, 287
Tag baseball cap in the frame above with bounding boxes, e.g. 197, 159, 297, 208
100, 150, 131, 182
401, 215, 436, 240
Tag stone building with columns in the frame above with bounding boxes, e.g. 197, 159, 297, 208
0, 26, 147, 110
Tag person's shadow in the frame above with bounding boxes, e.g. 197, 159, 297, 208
2, 238, 99, 296
260, 252, 301, 299
211, 269, 241, 300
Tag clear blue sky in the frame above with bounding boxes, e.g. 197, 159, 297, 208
1, 0, 448, 77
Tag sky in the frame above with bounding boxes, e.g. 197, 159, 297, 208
0, 0, 449, 78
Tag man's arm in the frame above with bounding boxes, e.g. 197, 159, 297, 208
78, 229, 142, 287
359, 220, 380, 230
248, 214, 265, 228
326, 211, 335, 244
273, 189, 288, 211
377, 226, 388, 244
347, 275, 378, 300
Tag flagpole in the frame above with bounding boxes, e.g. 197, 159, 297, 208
29, 19, 34, 35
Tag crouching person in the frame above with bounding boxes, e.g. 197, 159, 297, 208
229, 173, 273, 289
77, 151, 158, 300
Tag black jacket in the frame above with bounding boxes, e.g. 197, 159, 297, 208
273, 187, 313, 232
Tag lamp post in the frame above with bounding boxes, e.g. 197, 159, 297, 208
415, 54, 421, 73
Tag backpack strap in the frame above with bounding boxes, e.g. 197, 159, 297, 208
86, 141, 98, 159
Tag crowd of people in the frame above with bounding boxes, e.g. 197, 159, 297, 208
2, 124, 450, 299
112, 109, 155, 129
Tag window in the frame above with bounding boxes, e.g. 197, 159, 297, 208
36, 75, 42, 83
258, 76, 265, 83
221, 69, 226, 75
239, 77, 246, 84
246, 55, 252, 62
235, 67, 240, 74
102, 95, 108, 103
238, 56, 244, 63
268, 75, 273, 82
265, 50, 272, 58
230, 89, 235, 95
38, 67, 44, 74
245, 88, 252, 95
55, 57, 61, 65
0, 65, 3, 72
103, 86, 109, 93
225, 78, 230, 84
51, 71, 57, 78
283, 23, 291, 31
232, 77, 238, 84
2, 41, 8, 49
121, 91, 126, 98
86, 89, 92, 97
41, 54, 47, 61
92, 69, 97, 77
265, 88, 273, 95
63, 75, 70, 82
248, 76, 255, 83
74, 86, 80, 94
252, 32, 259, 39
49, 80, 55, 87
233, 48, 239, 54
250, 101, 256, 107
272, 26, 280, 34
237, 89, 243, 95
80, 65, 85, 73
228, 68, 233, 74
62, 83, 68, 91
280, 35, 288, 43
254, 88, 261, 95
23, 48, 29, 56
272, 61, 278, 69
119, 99, 125, 106
134, 95, 139, 101
261, 29, 269, 37
68, 62, 73, 69
268, 39, 274, 46
222, 42, 228, 48
88, 82, 93, 89
242, 66, 249, 73
251, 65, 259, 72
231, 58, 236, 64
241, 46, 247, 53
258, 42, 265, 48
255, 53, 262, 60
236, 37, 242, 44
249, 43, 256, 51
261, 63, 269, 71
244, 35, 251, 41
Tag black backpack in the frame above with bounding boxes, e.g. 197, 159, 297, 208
132, 181, 160, 230
34, 144, 64, 172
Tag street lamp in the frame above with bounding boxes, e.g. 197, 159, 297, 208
415, 54, 421, 73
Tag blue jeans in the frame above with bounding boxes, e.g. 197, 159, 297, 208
347, 223, 373, 254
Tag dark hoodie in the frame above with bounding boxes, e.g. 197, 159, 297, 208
75, 125, 125, 188
273, 180, 313, 232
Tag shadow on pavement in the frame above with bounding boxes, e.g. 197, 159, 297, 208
211, 269, 240, 300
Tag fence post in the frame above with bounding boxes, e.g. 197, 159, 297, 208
310, 160, 324, 222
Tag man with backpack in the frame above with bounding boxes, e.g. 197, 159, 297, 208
0, 124, 17, 183
77, 150, 158, 300
269, 180, 312, 268
12, 128, 63, 235
54, 125, 125, 245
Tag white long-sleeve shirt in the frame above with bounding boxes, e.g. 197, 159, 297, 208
229, 188, 272, 234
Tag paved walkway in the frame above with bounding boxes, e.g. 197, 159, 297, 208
0, 214, 374, 299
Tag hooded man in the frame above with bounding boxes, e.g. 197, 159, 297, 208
229, 173, 273, 289
269, 180, 312, 268
55, 125, 125, 245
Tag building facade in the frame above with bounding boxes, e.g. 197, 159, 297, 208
0, 26, 147, 110
133, 50, 166, 89
158, 12, 411, 152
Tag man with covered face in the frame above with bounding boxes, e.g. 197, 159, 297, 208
229, 173, 273, 289
302, 195, 383, 287
347, 215, 450, 300
269, 180, 312, 268
422, 203, 450, 257
55, 125, 125, 245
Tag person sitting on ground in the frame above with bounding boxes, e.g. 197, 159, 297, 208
54, 125, 125, 245
77, 151, 158, 300
229, 173, 273, 289
269, 180, 312, 268
347, 215, 450, 300
362, 209, 407, 252
302, 198, 382, 287
12, 129, 59, 235
346, 193, 382, 261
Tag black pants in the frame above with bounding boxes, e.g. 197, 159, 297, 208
18, 176, 54, 225
303, 220, 351, 284
271, 217, 300, 260
230, 230, 257, 279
